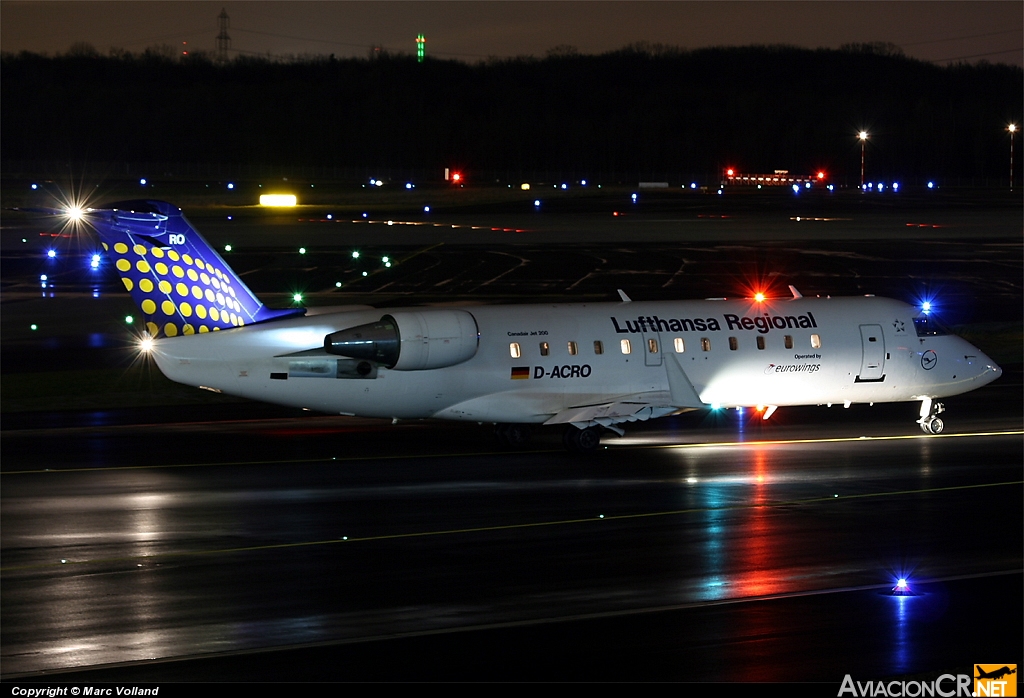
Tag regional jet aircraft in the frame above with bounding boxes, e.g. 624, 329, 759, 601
57, 201, 1003, 451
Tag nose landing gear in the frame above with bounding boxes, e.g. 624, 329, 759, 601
917, 398, 945, 434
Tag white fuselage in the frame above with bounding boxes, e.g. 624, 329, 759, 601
147, 296, 1001, 424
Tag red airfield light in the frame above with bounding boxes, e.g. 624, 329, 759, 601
817, 171, 825, 180
726, 168, 735, 177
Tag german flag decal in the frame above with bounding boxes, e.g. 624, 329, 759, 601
510, 366, 530, 380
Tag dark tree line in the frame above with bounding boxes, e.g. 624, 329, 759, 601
2, 44, 1021, 180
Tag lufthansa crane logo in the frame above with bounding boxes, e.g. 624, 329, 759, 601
921, 350, 937, 370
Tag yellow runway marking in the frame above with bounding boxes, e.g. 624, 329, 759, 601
2, 479, 1019, 573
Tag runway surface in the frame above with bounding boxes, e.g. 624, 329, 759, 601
1, 191, 1020, 682
2, 381, 1021, 681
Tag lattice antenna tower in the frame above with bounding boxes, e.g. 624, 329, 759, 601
216, 8, 231, 63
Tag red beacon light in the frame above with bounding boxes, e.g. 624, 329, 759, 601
451, 172, 462, 183
726, 168, 735, 177
754, 292, 766, 302
816, 171, 826, 180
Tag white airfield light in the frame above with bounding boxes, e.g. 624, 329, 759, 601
259, 194, 297, 207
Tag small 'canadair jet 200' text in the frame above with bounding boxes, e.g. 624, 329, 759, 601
58, 201, 1002, 452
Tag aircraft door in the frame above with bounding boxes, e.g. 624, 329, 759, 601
857, 324, 885, 382
642, 330, 663, 367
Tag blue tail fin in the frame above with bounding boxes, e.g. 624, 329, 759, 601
86, 200, 302, 338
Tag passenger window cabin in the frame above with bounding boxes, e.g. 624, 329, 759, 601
620, 339, 632, 354
594, 340, 603, 355
510, 342, 521, 358
568, 341, 578, 356
701, 337, 711, 352
674, 337, 685, 353
756, 336, 765, 350
810, 334, 822, 348
729, 337, 738, 351
540, 342, 549, 356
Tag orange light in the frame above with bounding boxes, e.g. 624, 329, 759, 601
754, 292, 765, 302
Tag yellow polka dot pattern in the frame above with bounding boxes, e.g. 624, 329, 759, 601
112, 240, 248, 338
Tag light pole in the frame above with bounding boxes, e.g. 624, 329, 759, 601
858, 131, 869, 189
1009, 124, 1017, 191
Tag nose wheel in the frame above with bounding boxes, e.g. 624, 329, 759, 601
917, 398, 945, 434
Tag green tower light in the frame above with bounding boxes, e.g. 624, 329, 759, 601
416, 34, 425, 63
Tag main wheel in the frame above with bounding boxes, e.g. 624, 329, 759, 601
495, 423, 532, 449
563, 425, 602, 453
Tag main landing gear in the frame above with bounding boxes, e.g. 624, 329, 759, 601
494, 423, 605, 453
918, 397, 945, 435
494, 423, 532, 449
563, 425, 603, 453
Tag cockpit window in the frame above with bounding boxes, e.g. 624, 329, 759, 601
914, 317, 950, 337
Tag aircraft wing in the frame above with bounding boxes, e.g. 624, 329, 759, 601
545, 356, 707, 425
544, 397, 665, 425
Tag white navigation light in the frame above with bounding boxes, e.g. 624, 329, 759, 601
259, 194, 297, 207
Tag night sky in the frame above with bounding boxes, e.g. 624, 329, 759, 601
1, 1, 1021, 67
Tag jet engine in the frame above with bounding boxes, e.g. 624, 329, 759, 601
324, 309, 479, 370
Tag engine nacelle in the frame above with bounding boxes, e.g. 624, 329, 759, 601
324, 309, 479, 371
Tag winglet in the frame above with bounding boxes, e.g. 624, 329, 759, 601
789, 285, 803, 299
617, 289, 632, 302
665, 353, 707, 408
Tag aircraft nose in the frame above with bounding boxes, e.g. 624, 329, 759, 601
974, 354, 1002, 385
